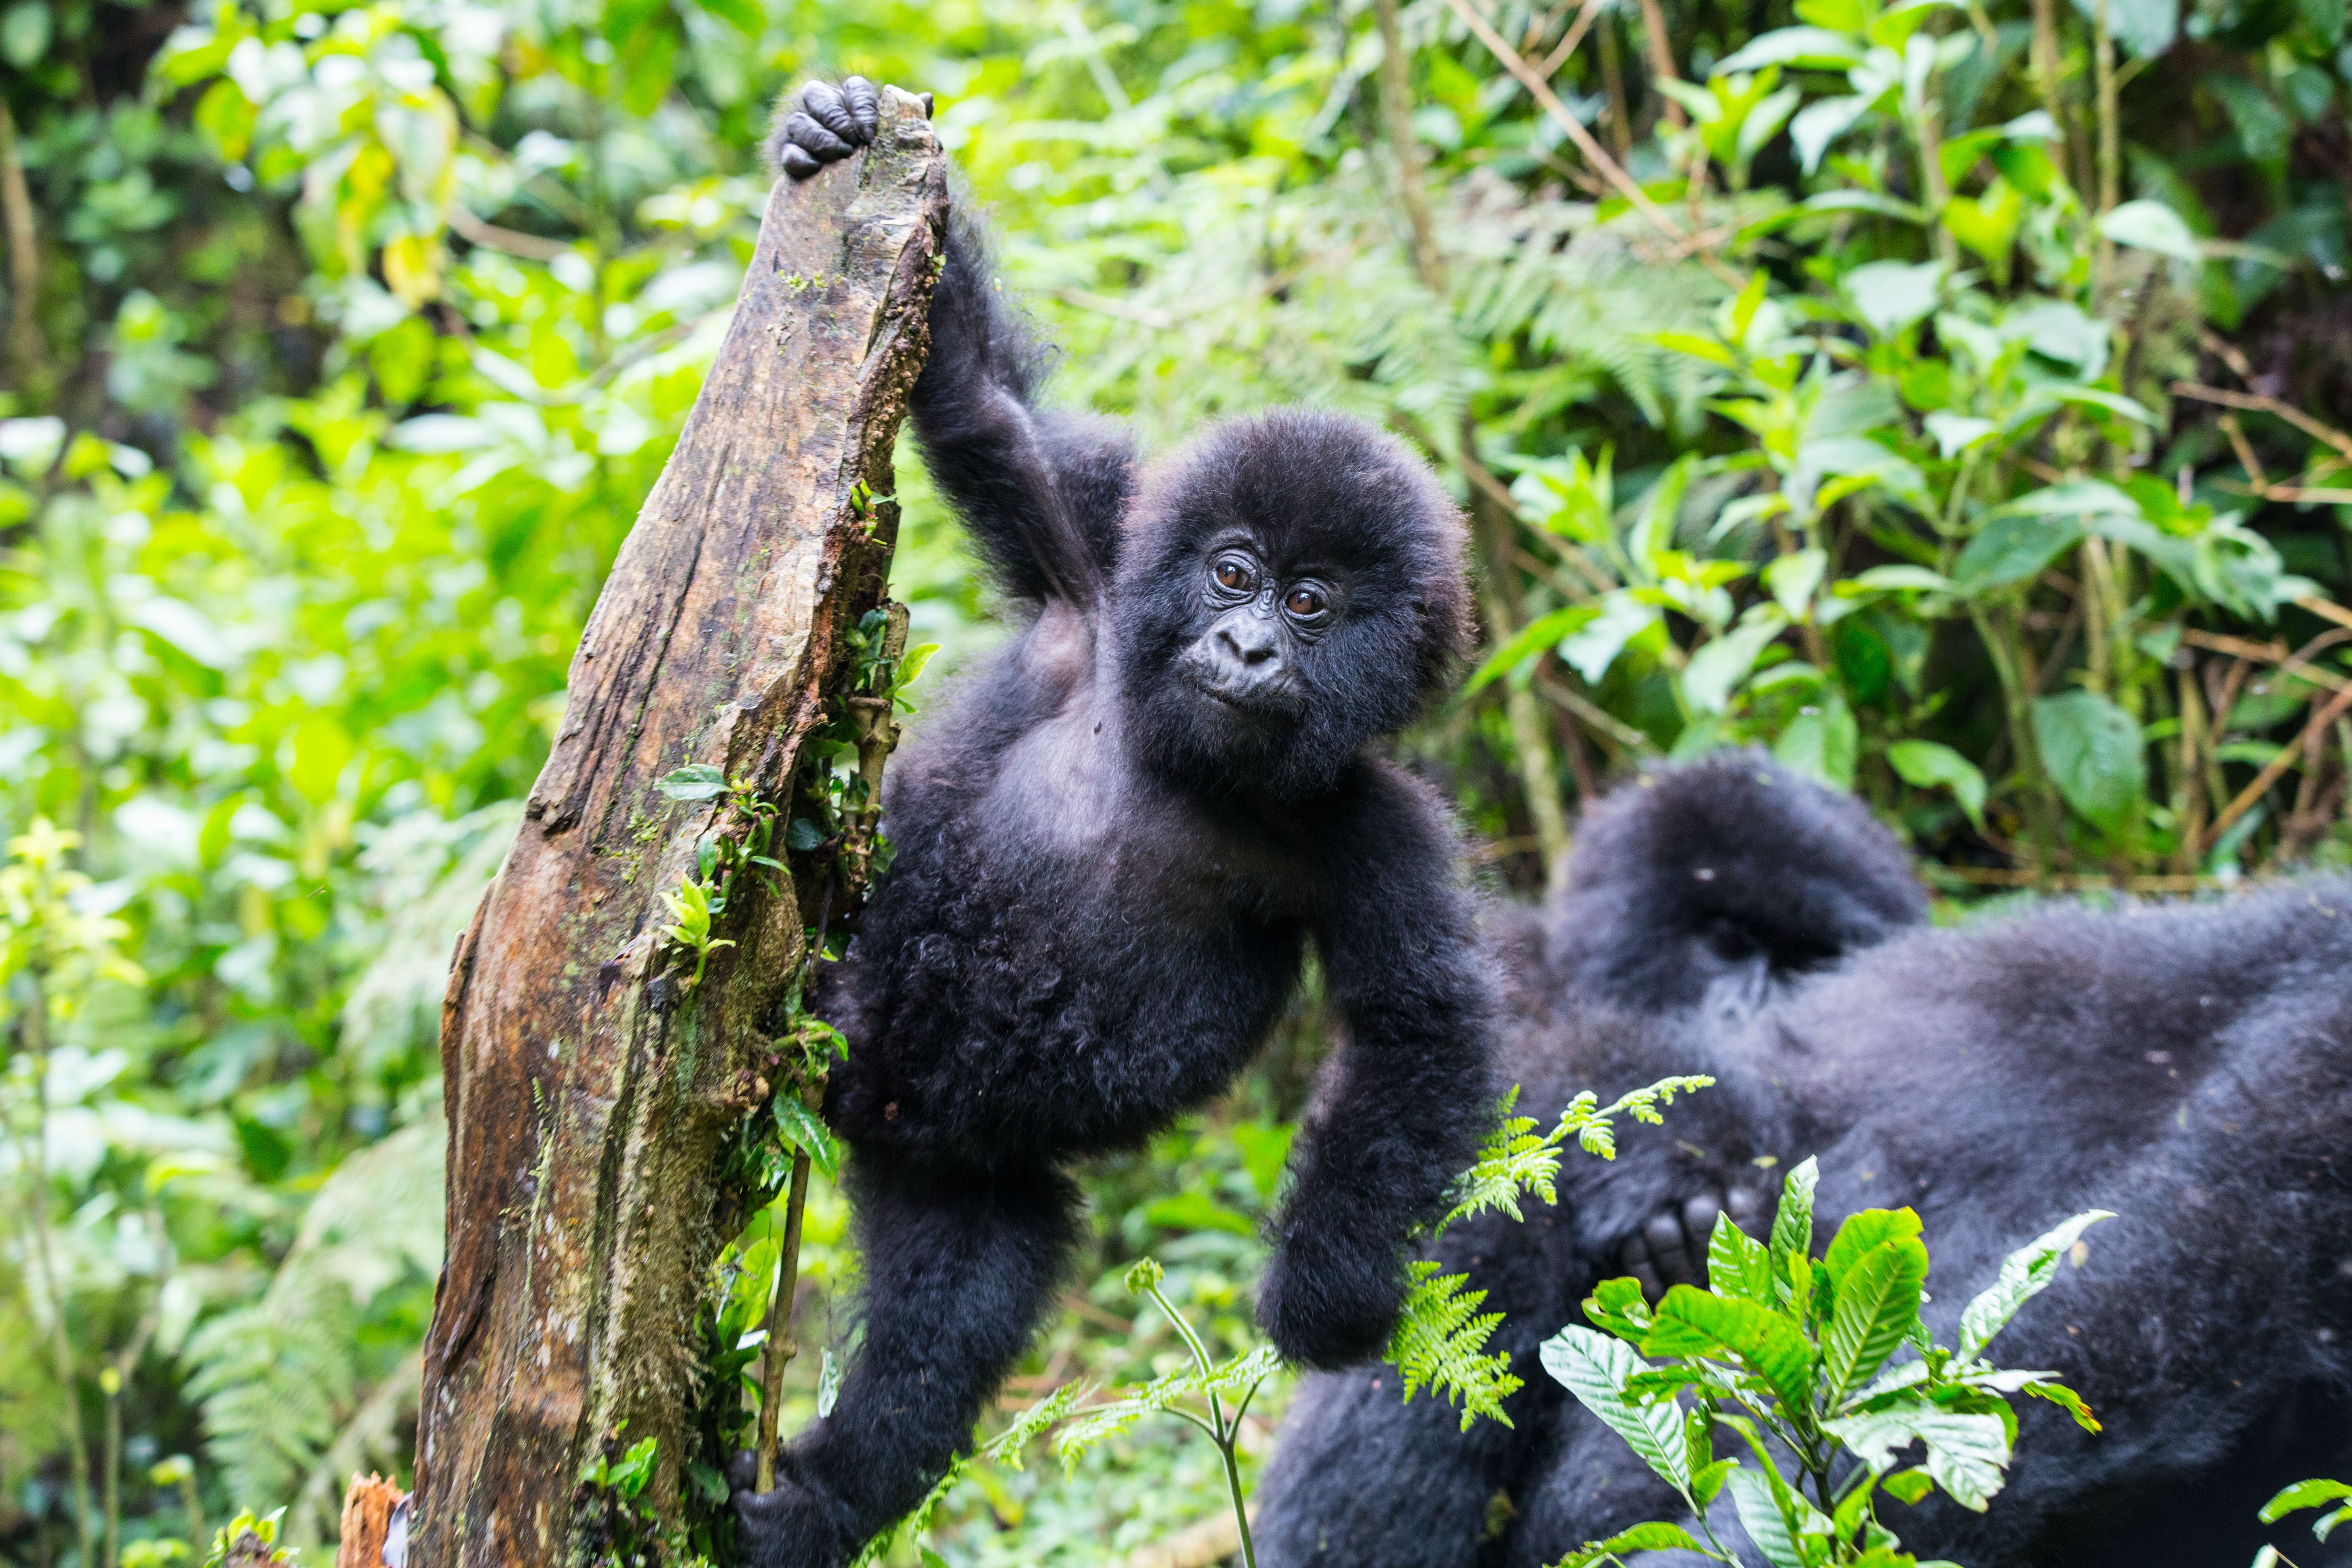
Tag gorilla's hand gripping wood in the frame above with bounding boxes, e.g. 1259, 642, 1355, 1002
389, 88, 946, 1568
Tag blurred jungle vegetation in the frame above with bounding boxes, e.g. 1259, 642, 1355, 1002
3, 0, 2350, 1559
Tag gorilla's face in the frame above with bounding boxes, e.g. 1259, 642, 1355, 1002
1170, 538, 1341, 725
1116, 409, 1470, 799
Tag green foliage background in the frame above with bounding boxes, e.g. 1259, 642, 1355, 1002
1, 0, 2349, 1559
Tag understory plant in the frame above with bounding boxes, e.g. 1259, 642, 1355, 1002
1543, 1156, 2108, 1568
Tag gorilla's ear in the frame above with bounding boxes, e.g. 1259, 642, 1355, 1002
1548, 751, 1926, 1012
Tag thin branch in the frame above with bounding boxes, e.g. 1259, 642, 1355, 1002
1375, 0, 1447, 291
1536, 0, 1611, 81
444, 204, 574, 263
1634, 0, 1687, 127
2207, 680, 2352, 851
2172, 381, 2352, 461
1444, 0, 1736, 283
2179, 628, 2350, 694
0, 100, 43, 379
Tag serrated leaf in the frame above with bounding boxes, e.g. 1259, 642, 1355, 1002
1387, 1263, 1524, 1430
1642, 1286, 1817, 1417
1822, 1236, 1930, 1406
1709, 1213, 1776, 1302
1957, 1210, 2114, 1360
1551, 1523, 1707, 1568
1055, 1346, 1280, 1473
1541, 1327, 1690, 1491
1770, 1158, 1819, 1282
1583, 1275, 1656, 1342
1822, 1406, 2012, 1509
1725, 1463, 1816, 1568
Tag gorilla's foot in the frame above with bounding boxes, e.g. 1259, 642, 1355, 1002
1616, 1185, 1766, 1299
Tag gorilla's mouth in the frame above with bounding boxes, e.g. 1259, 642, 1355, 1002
1185, 670, 1302, 720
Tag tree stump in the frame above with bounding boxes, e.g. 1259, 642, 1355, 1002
402, 87, 947, 1568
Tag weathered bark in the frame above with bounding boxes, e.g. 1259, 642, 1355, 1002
407, 89, 946, 1568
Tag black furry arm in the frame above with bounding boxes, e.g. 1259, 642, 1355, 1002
1257, 774, 1496, 1370
908, 214, 1134, 604
766, 81, 1133, 604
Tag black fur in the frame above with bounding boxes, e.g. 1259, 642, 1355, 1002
736, 87, 1495, 1568
1260, 760, 2352, 1567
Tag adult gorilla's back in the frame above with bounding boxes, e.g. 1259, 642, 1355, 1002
1256, 756, 2352, 1568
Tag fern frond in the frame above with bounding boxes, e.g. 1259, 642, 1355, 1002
1053, 1344, 1283, 1474
1387, 1262, 1522, 1432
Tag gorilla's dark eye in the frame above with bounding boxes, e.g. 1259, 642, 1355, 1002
1284, 585, 1327, 618
1213, 558, 1255, 593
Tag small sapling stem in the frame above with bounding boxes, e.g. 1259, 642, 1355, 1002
755, 1140, 814, 1493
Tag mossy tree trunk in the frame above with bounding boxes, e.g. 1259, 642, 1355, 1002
405, 89, 946, 1568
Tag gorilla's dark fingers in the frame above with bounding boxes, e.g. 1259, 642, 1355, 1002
783, 111, 854, 162
1642, 1210, 1691, 1285
1725, 1185, 1764, 1229
1680, 1192, 1723, 1253
802, 81, 867, 144
1619, 1234, 1665, 1302
778, 142, 821, 180
915, 89, 934, 119
841, 76, 881, 138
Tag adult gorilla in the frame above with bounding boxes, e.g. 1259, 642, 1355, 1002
1258, 753, 2352, 1568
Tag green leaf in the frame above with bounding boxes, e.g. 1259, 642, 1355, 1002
1558, 595, 1660, 684
1683, 610, 1788, 714
657, 763, 730, 802
1642, 1286, 1817, 1415
1886, 740, 1987, 828
1821, 1234, 1930, 1405
1055, 1345, 1281, 1473
2262, 1479, 2352, 1523
2019, 1378, 2101, 1433
1922, 410, 1996, 457
1770, 1157, 1819, 1283
1821, 1405, 2013, 1509
1583, 1276, 1657, 1341
1466, 603, 1596, 694
1764, 548, 1828, 621
2099, 199, 2201, 263
1724, 1462, 1823, 1568
1791, 95, 1874, 172
1774, 692, 1858, 790
1881, 1467, 1936, 1504
1708, 1212, 1776, 1303
1844, 260, 1945, 336
1540, 1327, 1691, 1491
773, 1094, 840, 1183
1954, 514, 2085, 591
1550, 1523, 1708, 1568
1714, 25, 1870, 71
1389, 1263, 1525, 1430
1957, 1210, 2114, 1359
2032, 692, 2144, 832
1142, 1191, 1257, 1237
2071, 0, 2180, 56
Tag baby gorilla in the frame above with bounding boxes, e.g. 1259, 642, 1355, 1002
735, 83, 1495, 1567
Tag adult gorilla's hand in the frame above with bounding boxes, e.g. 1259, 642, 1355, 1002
769, 78, 938, 180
